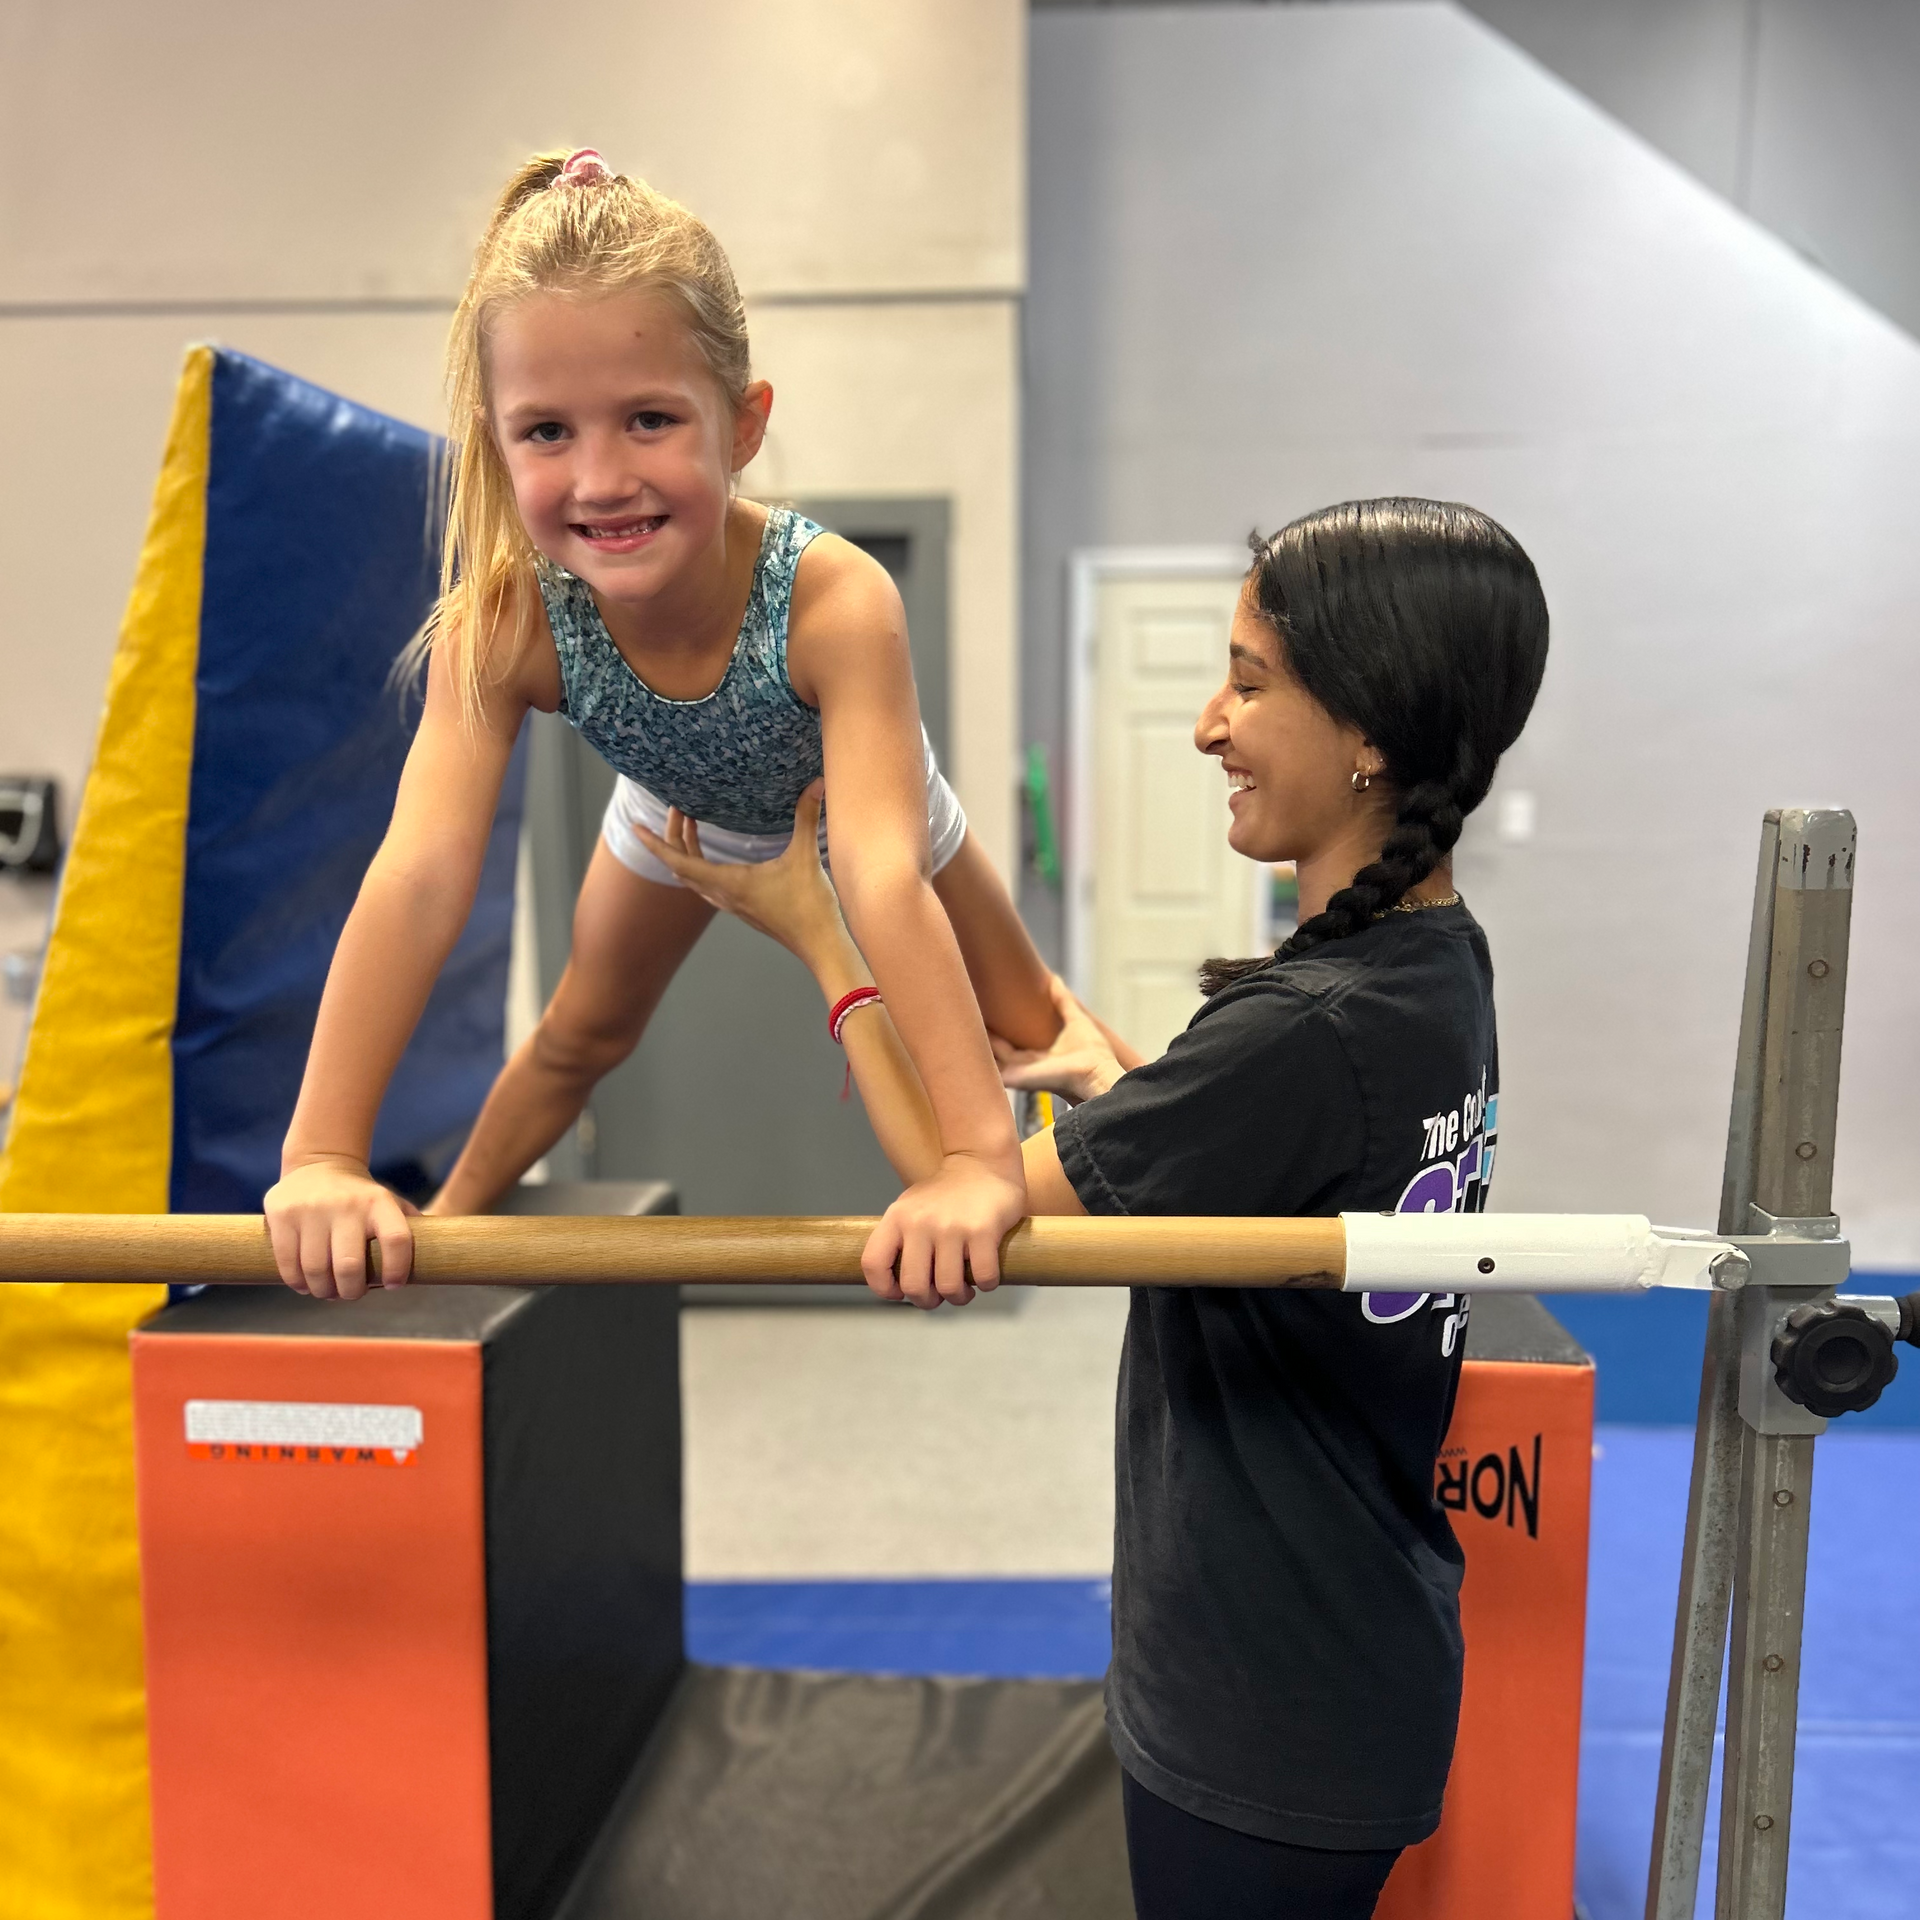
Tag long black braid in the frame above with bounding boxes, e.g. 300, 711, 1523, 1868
1199, 499, 1547, 997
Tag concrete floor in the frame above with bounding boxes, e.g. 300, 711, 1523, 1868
682, 1285, 1128, 1579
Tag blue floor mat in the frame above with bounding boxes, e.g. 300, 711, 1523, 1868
686, 1575, 1113, 1681
1578, 1425, 1920, 1920
686, 1427, 1920, 1917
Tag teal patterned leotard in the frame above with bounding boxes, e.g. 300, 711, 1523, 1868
539, 507, 827, 836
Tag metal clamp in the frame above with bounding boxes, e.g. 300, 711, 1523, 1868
1720, 1213, 1855, 1433
1737, 1286, 1833, 1435
1726, 1221, 1851, 1293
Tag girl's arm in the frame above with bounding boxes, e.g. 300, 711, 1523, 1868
786, 541, 1026, 1303
265, 637, 530, 1299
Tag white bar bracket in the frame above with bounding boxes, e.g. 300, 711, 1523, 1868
1338, 1213, 1849, 1295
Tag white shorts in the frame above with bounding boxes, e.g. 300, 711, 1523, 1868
600, 729, 969, 889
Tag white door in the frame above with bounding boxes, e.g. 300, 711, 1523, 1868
1074, 561, 1265, 1061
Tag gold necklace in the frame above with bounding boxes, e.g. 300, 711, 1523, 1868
1386, 891, 1462, 915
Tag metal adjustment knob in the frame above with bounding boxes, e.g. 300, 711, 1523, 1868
1771, 1299, 1899, 1418
1898, 1292, 1920, 1348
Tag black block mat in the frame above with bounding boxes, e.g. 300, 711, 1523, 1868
558, 1665, 1134, 1920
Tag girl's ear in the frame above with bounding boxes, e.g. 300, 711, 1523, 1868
732, 380, 774, 473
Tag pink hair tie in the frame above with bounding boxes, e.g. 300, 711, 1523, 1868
558, 148, 612, 186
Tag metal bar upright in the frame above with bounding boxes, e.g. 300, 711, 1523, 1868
1714, 809, 1855, 1920
1646, 815, 1781, 1920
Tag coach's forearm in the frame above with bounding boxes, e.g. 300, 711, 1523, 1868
786, 917, 944, 1187
835, 862, 1020, 1174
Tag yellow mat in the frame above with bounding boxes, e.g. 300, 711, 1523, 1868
0, 347, 211, 1918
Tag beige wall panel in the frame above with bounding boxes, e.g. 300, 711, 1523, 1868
0, 0, 1023, 304
745, 297, 1020, 876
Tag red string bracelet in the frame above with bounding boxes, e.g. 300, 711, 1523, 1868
828, 986, 884, 1100
829, 986, 883, 1044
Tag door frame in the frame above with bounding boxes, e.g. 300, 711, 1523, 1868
1064, 546, 1249, 1000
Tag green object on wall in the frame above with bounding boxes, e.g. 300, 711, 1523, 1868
1023, 744, 1061, 889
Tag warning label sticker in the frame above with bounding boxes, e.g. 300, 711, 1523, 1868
184, 1398, 423, 1467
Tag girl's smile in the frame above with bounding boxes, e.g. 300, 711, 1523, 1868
572, 514, 669, 554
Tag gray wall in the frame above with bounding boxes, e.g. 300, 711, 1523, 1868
1464, 0, 1920, 341
1035, 0, 1920, 347
1023, 2, 1920, 1257
1455, 0, 1756, 203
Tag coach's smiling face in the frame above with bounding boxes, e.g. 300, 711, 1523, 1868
1194, 591, 1388, 887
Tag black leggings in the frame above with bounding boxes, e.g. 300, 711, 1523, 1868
1122, 1772, 1402, 1920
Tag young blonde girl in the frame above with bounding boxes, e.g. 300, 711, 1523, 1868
265, 149, 1054, 1298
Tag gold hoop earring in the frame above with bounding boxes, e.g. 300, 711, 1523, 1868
1351, 770, 1372, 793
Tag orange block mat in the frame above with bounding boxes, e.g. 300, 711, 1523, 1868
1379, 1325, 1595, 1919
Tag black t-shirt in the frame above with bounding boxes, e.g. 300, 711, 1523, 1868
1052, 903, 1498, 1851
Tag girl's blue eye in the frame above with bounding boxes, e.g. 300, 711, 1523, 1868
527, 422, 566, 444
632, 410, 675, 432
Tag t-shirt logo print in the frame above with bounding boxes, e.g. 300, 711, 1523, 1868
1362, 1077, 1496, 1332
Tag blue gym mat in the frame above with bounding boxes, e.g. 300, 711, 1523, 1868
687, 1426, 1920, 1918
686, 1575, 1114, 1681
1578, 1425, 1920, 1920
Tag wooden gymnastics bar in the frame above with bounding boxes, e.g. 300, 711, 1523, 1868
0, 1210, 1746, 1292
0, 1212, 1351, 1289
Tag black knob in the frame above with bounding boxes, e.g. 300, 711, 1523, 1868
1772, 1300, 1899, 1418
1898, 1292, 1920, 1347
